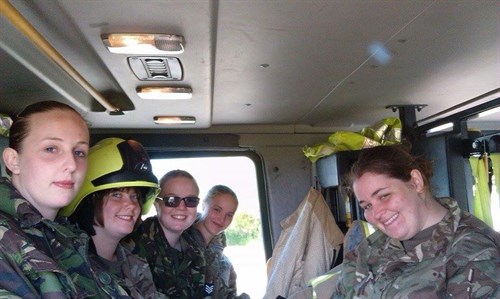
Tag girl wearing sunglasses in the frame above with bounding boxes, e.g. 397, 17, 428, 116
123, 169, 206, 298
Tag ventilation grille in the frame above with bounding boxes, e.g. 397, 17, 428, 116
145, 59, 170, 78
128, 57, 183, 81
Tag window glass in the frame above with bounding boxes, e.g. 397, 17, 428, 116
149, 156, 267, 298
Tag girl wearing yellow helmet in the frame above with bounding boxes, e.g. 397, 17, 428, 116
60, 137, 163, 298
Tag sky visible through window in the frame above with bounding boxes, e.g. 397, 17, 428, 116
149, 156, 267, 298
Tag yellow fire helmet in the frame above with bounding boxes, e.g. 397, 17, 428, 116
60, 137, 160, 217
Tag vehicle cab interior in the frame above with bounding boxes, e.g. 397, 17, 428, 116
0, 1, 499, 298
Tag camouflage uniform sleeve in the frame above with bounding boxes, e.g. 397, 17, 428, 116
120, 244, 162, 299
0, 251, 36, 298
332, 250, 355, 299
226, 262, 238, 298
0, 245, 76, 298
225, 256, 253, 299
0, 226, 77, 299
446, 232, 500, 298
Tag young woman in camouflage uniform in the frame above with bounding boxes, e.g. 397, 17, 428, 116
334, 145, 500, 298
123, 169, 206, 298
60, 137, 164, 298
0, 101, 106, 297
190, 185, 250, 299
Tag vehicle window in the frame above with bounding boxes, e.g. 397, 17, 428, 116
148, 156, 267, 298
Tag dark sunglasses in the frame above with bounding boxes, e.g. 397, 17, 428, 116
157, 195, 200, 208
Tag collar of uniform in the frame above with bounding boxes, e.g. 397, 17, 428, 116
0, 178, 45, 228
436, 197, 462, 232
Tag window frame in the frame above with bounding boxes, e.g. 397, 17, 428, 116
147, 148, 273, 259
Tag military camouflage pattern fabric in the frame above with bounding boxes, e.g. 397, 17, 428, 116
0, 178, 106, 298
87, 242, 165, 299
188, 229, 239, 299
122, 216, 206, 298
334, 197, 500, 298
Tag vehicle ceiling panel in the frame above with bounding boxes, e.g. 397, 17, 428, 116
0, 0, 498, 132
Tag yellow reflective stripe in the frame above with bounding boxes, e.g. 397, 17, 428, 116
361, 220, 376, 236
308, 270, 341, 299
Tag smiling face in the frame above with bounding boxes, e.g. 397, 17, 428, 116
353, 170, 429, 241
199, 193, 238, 240
155, 176, 199, 237
97, 188, 141, 241
4, 108, 89, 219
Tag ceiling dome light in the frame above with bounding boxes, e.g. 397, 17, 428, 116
153, 116, 196, 125
137, 87, 192, 100
102, 34, 184, 54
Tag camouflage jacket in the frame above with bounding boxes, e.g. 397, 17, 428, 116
122, 216, 206, 298
87, 241, 165, 299
0, 178, 104, 298
188, 229, 238, 299
334, 197, 500, 298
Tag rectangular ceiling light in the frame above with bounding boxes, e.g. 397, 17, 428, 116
154, 116, 196, 125
102, 34, 184, 54
426, 122, 454, 135
477, 106, 500, 118
137, 87, 192, 100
